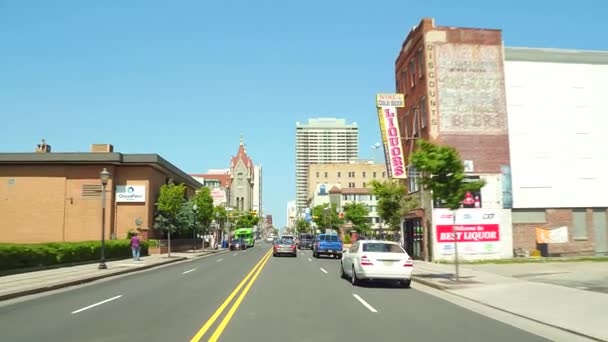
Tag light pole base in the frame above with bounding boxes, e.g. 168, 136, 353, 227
98, 262, 107, 270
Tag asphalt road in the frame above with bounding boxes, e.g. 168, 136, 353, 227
0, 242, 557, 342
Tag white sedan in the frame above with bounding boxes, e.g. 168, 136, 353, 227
340, 240, 414, 288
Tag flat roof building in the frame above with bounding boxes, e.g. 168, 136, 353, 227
0, 142, 201, 243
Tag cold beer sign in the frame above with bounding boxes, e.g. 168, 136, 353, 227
376, 93, 406, 179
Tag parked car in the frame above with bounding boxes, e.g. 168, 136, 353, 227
340, 240, 413, 288
312, 234, 343, 258
273, 239, 297, 257
297, 233, 314, 250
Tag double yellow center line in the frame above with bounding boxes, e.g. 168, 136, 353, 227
190, 248, 273, 342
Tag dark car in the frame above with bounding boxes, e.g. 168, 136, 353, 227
273, 239, 297, 257
230, 238, 247, 251
297, 233, 314, 250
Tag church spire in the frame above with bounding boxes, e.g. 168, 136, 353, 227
240, 133, 243, 146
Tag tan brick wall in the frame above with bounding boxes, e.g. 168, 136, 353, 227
0, 167, 66, 243
0, 164, 196, 243
307, 163, 387, 199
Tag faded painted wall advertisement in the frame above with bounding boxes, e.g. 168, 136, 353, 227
425, 44, 439, 138
436, 44, 507, 134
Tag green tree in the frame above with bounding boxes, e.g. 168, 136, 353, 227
295, 218, 311, 233
236, 213, 259, 228
410, 140, 485, 278
312, 203, 343, 232
343, 202, 370, 234
369, 180, 419, 230
213, 205, 228, 230
154, 181, 187, 257
410, 140, 485, 210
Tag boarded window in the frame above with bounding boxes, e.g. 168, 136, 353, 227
572, 209, 587, 239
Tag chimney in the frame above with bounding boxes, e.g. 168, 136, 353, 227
90, 144, 114, 153
36, 139, 51, 153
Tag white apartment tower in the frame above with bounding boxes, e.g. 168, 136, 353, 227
295, 118, 359, 211
253, 164, 262, 217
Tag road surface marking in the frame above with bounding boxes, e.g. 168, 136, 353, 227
182, 268, 197, 275
307, 258, 312, 262
352, 294, 378, 313
233, 253, 238, 256
216, 259, 223, 262
209, 246, 272, 342
190, 249, 272, 342
320, 267, 328, 274
71, 295, 123, 314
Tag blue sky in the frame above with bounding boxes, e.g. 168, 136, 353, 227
1, 0, 605, 228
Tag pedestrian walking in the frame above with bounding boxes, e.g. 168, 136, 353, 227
130, 232, 141, 261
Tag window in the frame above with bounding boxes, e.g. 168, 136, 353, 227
373, 171, 377, 178
348, 171, 355, 178
401, 69, 408, 95
362, 182, 366, 188
413, 108, 420, 137
363, 243, 405, 253
362, 171, 366, 178
407, 165, 420, 193
348, 182, 355, 188
417, 48, 424, 78
343, 195, 347, 200
315, 172, 319, 178
420, 97, 427, 129
382, 171, 386, 178
403, 111, 410, 138
337, 171, 341, 177
409, 59, 416, 87
572, 209, 588, 239
324, 172, 328, 178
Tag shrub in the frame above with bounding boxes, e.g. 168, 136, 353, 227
0, 240, 149, 271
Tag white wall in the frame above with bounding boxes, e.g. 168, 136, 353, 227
505, 61, 608, 208
432, 208, 513, 261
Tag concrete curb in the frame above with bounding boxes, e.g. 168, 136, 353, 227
0, 257, 187, 302
412, 276, 606, 342
412, 276, 449, 290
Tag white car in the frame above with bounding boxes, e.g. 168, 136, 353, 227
340, 240, 414, 288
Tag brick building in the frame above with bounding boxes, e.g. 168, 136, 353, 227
0, 141, 202, 243
393, 18, 513, 261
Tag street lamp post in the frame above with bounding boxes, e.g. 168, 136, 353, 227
98, 168, 111, 270
192, 203, 198, 251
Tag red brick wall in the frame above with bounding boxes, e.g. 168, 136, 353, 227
513, 208, 598, 256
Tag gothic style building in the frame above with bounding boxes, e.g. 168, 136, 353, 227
229, 137, 255, 211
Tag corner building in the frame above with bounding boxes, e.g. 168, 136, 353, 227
395, 18, 513, 261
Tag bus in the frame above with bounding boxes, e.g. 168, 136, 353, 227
233, 227, 254, 247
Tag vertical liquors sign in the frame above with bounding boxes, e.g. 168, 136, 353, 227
376, 93, 407, 179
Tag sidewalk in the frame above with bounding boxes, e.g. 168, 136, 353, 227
0, 248, 227, 302
413, 261, 608, 341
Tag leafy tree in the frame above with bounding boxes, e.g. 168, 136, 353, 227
369, 180, 418, 230
295, 218, 311, 233
192, 188, 214, 229
154, 181, 186, 257
410, 140, 485, 210
236, 213, 259, 228
343, 202, 370, 234
410, 140, 485, 277
213, 205, 228, 230
312, 203, 343, 232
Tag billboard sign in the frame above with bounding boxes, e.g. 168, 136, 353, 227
116, 185, 146, 203
379, 106, 406, 178
376, 93, 405, 108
